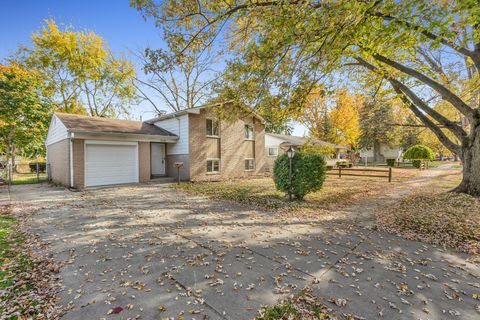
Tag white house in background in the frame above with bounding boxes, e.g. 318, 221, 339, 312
359, 144, 404, 164
264, 133, 348, 171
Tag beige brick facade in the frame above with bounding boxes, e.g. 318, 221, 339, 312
46, 139, 70, 186
72, 139, 84, 189
188, 109, 265, 181
138, 142, 151, 183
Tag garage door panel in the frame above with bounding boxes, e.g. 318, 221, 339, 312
85, 143, 138, 187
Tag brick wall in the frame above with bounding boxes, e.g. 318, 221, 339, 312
72, 139, 84, 189
138, 142, 151, 182
188, 109, 266, 181
46, 139, 69, 186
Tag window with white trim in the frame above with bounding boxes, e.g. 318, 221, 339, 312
268, 147, 278, 156
206, 119, 219, 137
207, 159, 220, 173
244, 124, 254, 140
244, 159, 255, 171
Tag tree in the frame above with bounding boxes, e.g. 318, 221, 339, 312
359, 98, 398, 163
298, 85, 335, 142
330, 88, 363, 149
131, 0, 480, 196
0, 64, 50, 177
17, 20, 136, 117
135, 47, 218, 113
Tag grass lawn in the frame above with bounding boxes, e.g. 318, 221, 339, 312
0, 205, 58, 318
173, 167, 419, 216
0, 206, 32, 315
256, 288, 337, 320
375, 169, 480, 254
12, 173, 47, 185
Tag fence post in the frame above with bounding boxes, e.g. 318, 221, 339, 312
339, 166, 342, 178
388, 167, 392, 182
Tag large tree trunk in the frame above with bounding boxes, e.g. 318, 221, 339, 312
373, 141, 381, 163
454, 125, 480, 196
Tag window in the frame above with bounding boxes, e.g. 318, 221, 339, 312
206, 119, 219, 137
244, 124, 254, 140
245, 159, 255, 171
207, 159, 220, 173
268, 147, 278, 156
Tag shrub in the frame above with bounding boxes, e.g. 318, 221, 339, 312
412, 160, 422, 168
273, 150, 326, 200
29, 162, 46, 173
386, 159, 396, 167
403, 144, 435, 161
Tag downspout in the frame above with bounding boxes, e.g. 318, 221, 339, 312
69, 132, 74, 188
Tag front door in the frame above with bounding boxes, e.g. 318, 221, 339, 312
151, 143, 166, 175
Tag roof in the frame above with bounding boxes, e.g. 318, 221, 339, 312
145, 101, 265, 124
266, 133, 348, 150
55, 113, 176, 136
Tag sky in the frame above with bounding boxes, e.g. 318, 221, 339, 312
0, 0, 306, 135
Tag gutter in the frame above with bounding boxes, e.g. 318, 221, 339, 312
69, 132, 74, 188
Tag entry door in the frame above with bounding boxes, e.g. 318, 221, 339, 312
151, 143, 166, 175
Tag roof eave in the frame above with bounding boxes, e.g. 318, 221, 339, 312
71, 131, 179, 143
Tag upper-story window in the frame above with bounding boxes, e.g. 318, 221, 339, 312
268, 147, 278, 156
206, 118, 219, 137
244, 124, 254, 140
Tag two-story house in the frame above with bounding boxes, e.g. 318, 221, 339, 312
45, 103, 266, 189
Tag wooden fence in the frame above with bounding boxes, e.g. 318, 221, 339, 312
326, 167, 393, 182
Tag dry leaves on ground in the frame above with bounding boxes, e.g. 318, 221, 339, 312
0, 204, 62, 319
375, 192, 480, 254
255, 288, 340, 320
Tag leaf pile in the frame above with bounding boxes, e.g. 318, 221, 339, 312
0, 205, 62, 319
256, 288, 339, 320
375, 192, 480, 254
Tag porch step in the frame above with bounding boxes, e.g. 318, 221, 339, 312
151, 176, 176, 184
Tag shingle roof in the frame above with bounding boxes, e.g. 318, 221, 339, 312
55, 113, 176, 136
267, 133, 348, 149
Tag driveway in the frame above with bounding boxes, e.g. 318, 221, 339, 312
5, 178, 480, 319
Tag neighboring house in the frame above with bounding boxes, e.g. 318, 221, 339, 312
264, 133, 348, 171
359, 144, 403, 164
45, 103, 266, 189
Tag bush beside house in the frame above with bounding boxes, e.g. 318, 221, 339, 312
273, 150, 326, 200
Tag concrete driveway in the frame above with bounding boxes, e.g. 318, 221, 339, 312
6, 182, 480, 319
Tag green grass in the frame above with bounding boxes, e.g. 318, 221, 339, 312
0, 207, 38, 317
12, 173, 47, 185
0, 213, 19, 290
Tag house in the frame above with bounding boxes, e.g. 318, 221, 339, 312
45, 103, 266, 189
264, 133, 348, 171
359, 144, 403, 164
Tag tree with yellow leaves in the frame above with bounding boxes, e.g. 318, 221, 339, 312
330, 89, 363, 149
16, 20, 136, 117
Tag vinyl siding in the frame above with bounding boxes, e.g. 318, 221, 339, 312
153, 115, 189, 155
45, 115, 69, 146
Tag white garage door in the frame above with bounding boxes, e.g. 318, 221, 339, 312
85, 142, 139, 187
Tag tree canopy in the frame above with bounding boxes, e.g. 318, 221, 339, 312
132, 0, 480, 195
0, 64, 50, 162
17, 20, 137, 117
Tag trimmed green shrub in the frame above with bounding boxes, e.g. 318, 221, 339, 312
412, 160, 422, 168
29, 162, 46, 173
386, 159, 396, 167
273, 150, 326, 200
403, 144, 435, 161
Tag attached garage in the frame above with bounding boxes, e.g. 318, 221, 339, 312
45, 113, 178, 189
85, 142, 139, 187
